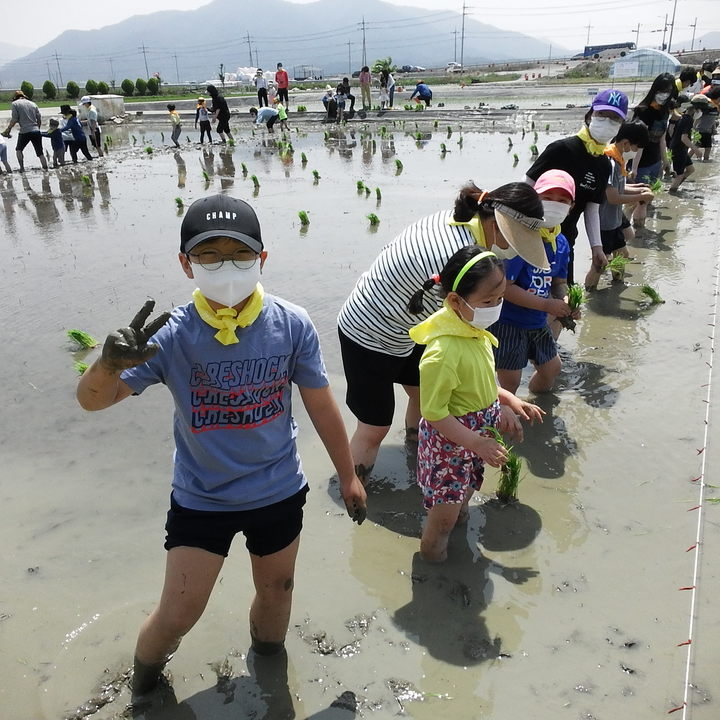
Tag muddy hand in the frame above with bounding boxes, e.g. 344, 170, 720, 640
342, 475, 367, 525
101, 299, 171, 372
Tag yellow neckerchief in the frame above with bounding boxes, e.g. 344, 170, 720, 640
192, 285, 264, 345
540, 226, 560, 253
604, 143, 627, 176
409, 303, 498, 347
576, 125, 607, 156
448, 215, 488, 246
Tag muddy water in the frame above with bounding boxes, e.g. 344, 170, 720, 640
1, 117, 719, 720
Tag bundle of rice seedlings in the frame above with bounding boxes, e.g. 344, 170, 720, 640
665, 149, 673, 163
251, 174, 260, 188
395, 159, 403, 172
74, 361, 89, 375
312, 169, 320, 182
650, 178, 663, 194
512, 153, 519, 166
175, 197, 184, 209
202, 170, 210, 182
298, 210, 310, 226
67, 329, 99, 349
641, 284, 664, 304
145, 146, 153, 155
487, 427, 522, 503
301, 152, 308, 164
357, 180, 365, 192
367, 213, 380, 226
559, 284, 584, 332
608, 254, 629, 281
241, 163, 248, 176
440, 143, 447, 155
529, 144, 539, 156
81, 175, 92, 186
375, 187, 382, 201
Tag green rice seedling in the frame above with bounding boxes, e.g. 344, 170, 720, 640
486, 427, 523, 503
298, 210, 310, 226
415, 131, 423, 141
296, 105, 307, 112
105, 135, 113, 147
395, 159, 403, 173
375, 187, 381, 201
507, 137, 513, 147
433, 120, 438, 129
447, 126, 453, 135
301, 152, 307, 164
241, 162, 248, 176
161, 132, 165, 142
251, 174, 260, 188
367, 213, 380, 226
145, 146, 153, 155
81, 174, 92, 186
457, 136, 463, 147
364, 186, 371, 196
202, 170, 210, 182
529, 144, 539, 156
186, 136, 191, 143
512, 153, 519, 165
665, 149, 672, 163
691, 129, 702, 145
650, 178, 663, 194
531, 120, 535, 130
641, 284, 664, 304
175, 197, 184, 209
372, 139, 377, 153
324, 131, 330, 141
228, 138, 235, 147
67, 329, 99, 349
312, 169, 320, 182
404, 104, 413, 111
545, 123, 550, 132
559, 284, 585, 332
74, 361, 89, 375
131, 135, 137, 144
357, 180, 366, 192
607, 254, 630, 281
414, 103, 424, 112
440, 143, 447, 154
533, 131, 538, 143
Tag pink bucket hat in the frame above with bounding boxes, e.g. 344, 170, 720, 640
533, 169, 576, 201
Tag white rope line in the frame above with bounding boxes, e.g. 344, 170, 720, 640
676, 257, 720, 718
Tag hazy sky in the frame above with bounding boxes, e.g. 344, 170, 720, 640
6, 0, 719, 54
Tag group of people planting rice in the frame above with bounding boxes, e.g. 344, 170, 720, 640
70, 64, 718, 710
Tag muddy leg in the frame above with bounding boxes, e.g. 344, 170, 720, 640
421, 502, 463, 562
350, 421, 390, 483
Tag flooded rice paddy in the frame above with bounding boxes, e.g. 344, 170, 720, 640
1, 110, 719, 720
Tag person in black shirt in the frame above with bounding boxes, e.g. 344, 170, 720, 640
206, 84, 234, 144
526, 89, 627, 284
629, 73, 676, 226
669, 96, 700, 191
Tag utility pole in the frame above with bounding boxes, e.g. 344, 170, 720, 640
453, 28, 459, 63
633, 23, 640, 50
347, 40, 353, 75
45, 61, 52, 84
246, 32, 253, 66
54, 51, 63, 86
585, 22, 592, 47
173, 53, 180, 84
667, 0, 678, 54
690, 17, 697, 51
661, 13, 668, 50
139, 42, 149, 78
254, 47, 259, 68
360, 16, 367, 68
108, 57, 116, 88
460, 2, 467, 70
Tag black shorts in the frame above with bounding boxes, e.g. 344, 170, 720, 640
698, 132, 713, 149
620, 214, 631, 230
17, 131, 43, 156
216, 116, 231, 134
491, 321, 558, 371
600, 226, 627, 255
164, 485, 309, 557
338, 327, 425, 427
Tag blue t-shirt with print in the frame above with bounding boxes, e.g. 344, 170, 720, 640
498, 232, 570, 329
121, 294, 328, 512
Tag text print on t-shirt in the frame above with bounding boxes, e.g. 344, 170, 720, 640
189, 355, 291, 432
579, 171, 599, 193
528, 270, 552, 296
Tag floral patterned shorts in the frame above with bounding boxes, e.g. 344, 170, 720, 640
417, 400, 501, 510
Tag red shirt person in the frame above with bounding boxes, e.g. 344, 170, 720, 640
275, 63, 290, 105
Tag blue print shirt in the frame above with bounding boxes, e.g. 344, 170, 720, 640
498, 233, 570, 330
122, 295, 328, 511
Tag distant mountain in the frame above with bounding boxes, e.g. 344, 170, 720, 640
0, 41, 36, 70
0, 0, 568, 88
672, 31, 720, 54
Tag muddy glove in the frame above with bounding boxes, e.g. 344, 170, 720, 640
100, 299, 171, 372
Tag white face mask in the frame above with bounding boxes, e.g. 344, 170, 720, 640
461, 297, 503, 330
489, 243, 518, 261
654, 92, 670, 105
192, 261, 261, 307
588, 117, 620, 144
540, 200, 570, 228
694, 109, 703, 120
622, 150, 636, 163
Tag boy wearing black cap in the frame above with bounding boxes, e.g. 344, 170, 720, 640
76, 194, 366, 700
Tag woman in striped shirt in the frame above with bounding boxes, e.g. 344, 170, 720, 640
338, 181, 548, 482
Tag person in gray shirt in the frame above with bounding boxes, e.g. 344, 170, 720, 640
2, 90, 48, 172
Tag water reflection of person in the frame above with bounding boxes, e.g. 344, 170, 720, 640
337, 182, 548, 485
20, 173, 60, 228
217, 149, 236, 189
96, 171, 111, 209
174, 151, 187, 188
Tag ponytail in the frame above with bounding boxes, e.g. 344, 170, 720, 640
408, 274, 441, 314
452, 180, 543, 223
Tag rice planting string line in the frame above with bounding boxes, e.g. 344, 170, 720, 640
669, 256, 720, 718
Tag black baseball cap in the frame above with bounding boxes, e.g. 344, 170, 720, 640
180, 195, 263, 254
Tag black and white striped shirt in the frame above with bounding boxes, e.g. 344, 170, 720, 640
338, 210, 481, 356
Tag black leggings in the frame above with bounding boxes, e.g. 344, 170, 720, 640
67, 139, 93, 162
257, 88, 268, 107
198, 120, 212, 143
277, 87, 289, 104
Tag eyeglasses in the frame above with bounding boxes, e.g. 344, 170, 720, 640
188, 249, 259, 271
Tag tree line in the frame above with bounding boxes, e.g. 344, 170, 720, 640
17, 77, 163, 101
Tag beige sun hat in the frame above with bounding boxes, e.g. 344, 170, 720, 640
493, 204, 549, 271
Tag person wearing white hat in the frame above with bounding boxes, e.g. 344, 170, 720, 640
81, 96, 103, 157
